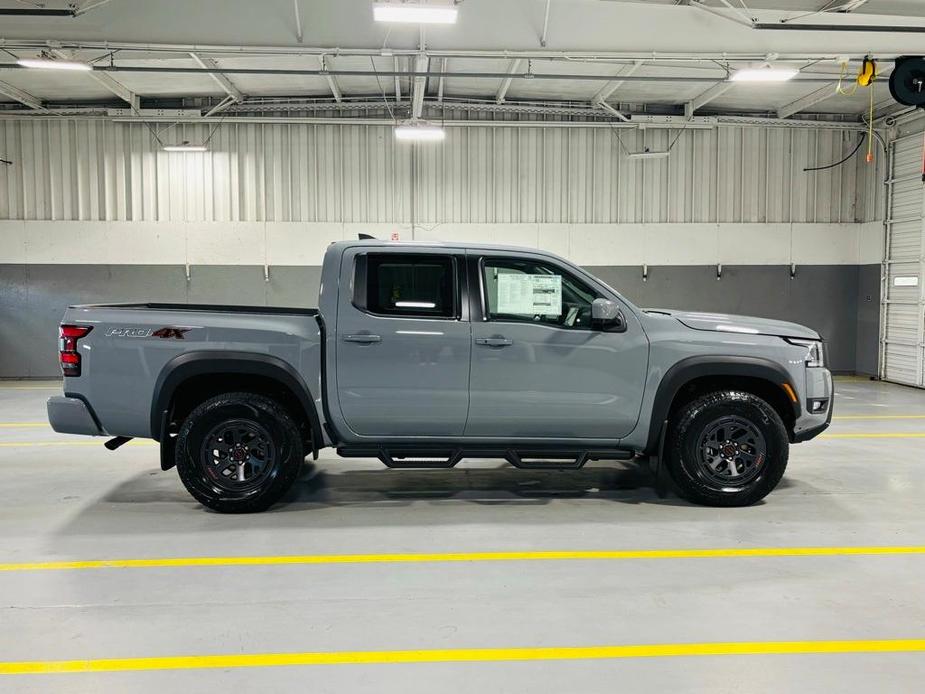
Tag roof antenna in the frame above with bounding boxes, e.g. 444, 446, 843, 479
358, 233, 376, 240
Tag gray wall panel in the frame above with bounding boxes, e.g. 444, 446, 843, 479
587, 264, 868, 374
855, 264, 881, 376
1, 263, 875, 378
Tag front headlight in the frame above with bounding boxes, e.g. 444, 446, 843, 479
785, 338, 825, 368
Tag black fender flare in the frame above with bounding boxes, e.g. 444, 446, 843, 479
644, 355, 801, 454
150, 351, 322, 447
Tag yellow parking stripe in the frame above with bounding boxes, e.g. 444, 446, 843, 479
3, 639, 925, 674
820, 433, 925, 439
0, 423, 48, 429
0, 440, 156, 448
832, 415, 925, 420
3, 545, 925, 573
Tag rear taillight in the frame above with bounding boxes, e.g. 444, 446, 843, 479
59, 325, 92, 377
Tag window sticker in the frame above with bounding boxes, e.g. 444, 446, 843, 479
496, 273, 562, 316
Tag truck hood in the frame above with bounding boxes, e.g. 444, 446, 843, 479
643, 309, 821, 340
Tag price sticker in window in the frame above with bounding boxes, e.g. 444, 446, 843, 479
497, 274, 562, 316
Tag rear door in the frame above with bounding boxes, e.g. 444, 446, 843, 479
465, 252, 648, 440
334, 247, 471, 437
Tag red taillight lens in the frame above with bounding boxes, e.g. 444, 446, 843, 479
59, 324, 92, 376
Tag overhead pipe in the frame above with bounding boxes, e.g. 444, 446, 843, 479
0, 63, 849, 85
0, 38, 895, 63
754, 22, 925, 34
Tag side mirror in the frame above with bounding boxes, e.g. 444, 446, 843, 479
591, 298, 626, 332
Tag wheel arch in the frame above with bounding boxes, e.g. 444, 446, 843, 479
151, 351, 323, 452
645, 356, 800, 455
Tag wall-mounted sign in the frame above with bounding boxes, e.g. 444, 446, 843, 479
893, 276, 920, 287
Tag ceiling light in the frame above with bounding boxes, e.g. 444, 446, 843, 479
626, 150, 670, 160
394, 122, 446, 142
373, 0, 458, 24
17, 58, 92, 71
163, 143, 207, 152
730, 67, 799, 82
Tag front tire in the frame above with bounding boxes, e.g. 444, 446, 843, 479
175, 392, 304, 513
665, 391, 788, 507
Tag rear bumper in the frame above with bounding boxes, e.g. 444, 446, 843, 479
47, 396, 103, 436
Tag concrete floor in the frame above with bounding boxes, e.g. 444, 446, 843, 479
1, 377, 925, 692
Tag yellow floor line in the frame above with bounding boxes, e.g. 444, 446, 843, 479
0, 423, 49, 428
0, 440, 156, 448
3, 639, 925, 675
3, 545, 925, 573
0, 386, 59, 391
832, 415, 925, 420
819, 433, 925, 439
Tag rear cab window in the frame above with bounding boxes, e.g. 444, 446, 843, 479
355, 253, 458, 319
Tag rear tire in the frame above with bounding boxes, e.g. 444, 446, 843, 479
175, 392, 304, 513
665, 390, 788, 507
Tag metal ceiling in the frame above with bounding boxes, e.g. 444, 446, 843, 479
0, 0, 922, 125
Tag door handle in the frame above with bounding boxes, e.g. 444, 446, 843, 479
344, 334, 382, 344
475, 337, 513, 347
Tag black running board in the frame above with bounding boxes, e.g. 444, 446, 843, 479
337, 446, 634, 470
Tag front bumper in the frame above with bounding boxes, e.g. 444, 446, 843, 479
47, 396, 103, 436
790, 367, 833, 443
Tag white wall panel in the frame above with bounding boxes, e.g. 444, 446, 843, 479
0, 219, 883, 267
0, 119, 879, 226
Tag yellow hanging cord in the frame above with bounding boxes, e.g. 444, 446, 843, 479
836, 61, 858, 96
865, 76, 874, 163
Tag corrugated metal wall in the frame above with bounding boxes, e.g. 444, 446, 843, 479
881, 127, 925, 388
0, 119, 881, 224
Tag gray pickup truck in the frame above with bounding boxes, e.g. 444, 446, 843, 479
48, 239, 832, 512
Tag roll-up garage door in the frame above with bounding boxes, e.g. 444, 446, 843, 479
881, 131, 925, 387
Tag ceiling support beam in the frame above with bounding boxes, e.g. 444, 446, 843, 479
318, 55, 342, 102
411, 54, 428, 119
777, 84, 836, 119
496, 58, 523, 104
51, 49, 140, 111
437, 58, 445, 103
597, 100, 630, 122
293, 0, 303, 43
74, 0, 115, 16
684, 80, 733, 119
0, 80, 45, 111
204, 94, 236, 117
189, 52, 244, 103
540, 0, 552, 47
592, 60, 644, 103
689, 0, 754, 28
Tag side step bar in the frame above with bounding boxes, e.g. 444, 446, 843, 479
337, 446, 635, 470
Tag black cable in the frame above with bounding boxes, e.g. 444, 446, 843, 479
803, 134, 866, 172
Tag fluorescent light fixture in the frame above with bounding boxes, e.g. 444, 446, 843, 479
626, 150, 670, 160
730, 67, 799, 82
395, 301, 436, 309
394, 122, 446, 141
163, 143, 207, 152
373, 0, 458, 24
17, 57, 92, 71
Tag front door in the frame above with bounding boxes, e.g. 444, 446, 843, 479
466, 253, 648, 440
335, 248, 471, 437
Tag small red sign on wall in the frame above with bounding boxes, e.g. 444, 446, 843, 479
390, 231, 400, 241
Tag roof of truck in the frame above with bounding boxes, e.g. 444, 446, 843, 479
330, 239, 566, 256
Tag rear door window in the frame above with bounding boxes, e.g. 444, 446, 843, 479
360, 254, 456, 319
